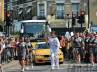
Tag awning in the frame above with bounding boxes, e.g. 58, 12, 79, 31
27, 8, 31, 13
18, 10, 23, 14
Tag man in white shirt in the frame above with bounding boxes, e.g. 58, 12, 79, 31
48, 31, 60, 69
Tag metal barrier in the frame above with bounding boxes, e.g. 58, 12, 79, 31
67, 64, 97, 72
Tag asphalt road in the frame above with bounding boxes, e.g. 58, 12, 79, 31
4, 63, 97, 72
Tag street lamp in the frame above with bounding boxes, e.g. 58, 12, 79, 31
88, 0, 90, 28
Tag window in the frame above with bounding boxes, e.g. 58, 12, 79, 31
56, 3, 64, 19
38, 4, 45, 19
72, 3, 79, 15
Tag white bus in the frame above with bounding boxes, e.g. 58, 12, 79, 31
20, 20, 51, 37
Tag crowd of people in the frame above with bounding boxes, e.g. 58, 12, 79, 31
59, 31, 97, 65
0, 31, 97, 71
0, 36, 33, 72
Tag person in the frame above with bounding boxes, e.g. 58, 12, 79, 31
94, 35, 97, 63
60, 36, 67, 59
73, 33, 84, 63
88, 34, 95, 65
48, 31, 60, 69
10, 37, 16, 59
18, 37, 28, 72
65, 31, 71, 60
26, 38, 33, 69
0, 38, 5, 72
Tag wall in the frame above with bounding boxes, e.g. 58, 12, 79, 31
0, 0, 4, 21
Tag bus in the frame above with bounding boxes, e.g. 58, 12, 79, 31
20, 20, 51, 38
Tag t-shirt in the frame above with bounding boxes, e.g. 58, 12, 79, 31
74, 37, 83, 48
48, 37, 60, 53
18, 42, 27, 54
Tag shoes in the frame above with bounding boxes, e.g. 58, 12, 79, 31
25, 67, 29, 70
31, 64, 33, 69
92, 62, 95, 66
21, 68, 25, 72
51, 66, 55, 70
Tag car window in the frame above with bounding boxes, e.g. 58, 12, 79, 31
37, 43, 49, 49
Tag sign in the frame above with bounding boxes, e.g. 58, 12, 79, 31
90, 26, 97, 32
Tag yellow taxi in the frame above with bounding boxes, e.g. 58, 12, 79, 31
32, 42, 64, 64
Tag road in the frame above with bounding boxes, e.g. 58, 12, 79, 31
4, 61, 97, 72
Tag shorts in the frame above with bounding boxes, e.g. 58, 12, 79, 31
18, 52, 27, 61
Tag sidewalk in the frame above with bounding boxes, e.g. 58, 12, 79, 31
3, 60, 19, 69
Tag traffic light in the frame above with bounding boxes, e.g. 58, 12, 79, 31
77, 11, 85, 24
72, 16, 76, 26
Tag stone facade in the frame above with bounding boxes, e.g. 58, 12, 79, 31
5, 0, 97, 28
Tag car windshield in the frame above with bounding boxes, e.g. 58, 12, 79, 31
37, 43, 49, 49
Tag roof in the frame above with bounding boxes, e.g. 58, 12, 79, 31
20, 20, 47, 23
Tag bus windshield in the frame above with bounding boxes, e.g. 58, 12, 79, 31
21, 20, 47, 37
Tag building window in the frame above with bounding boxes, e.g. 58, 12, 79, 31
72, 3, 79, 15
56, 3, 64, 19
38, 4, 45, 19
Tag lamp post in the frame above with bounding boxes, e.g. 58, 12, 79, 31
88, 0, 90, 28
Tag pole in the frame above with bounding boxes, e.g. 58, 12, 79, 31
88, 0, 90, 28
81, 23, 83, 32
5, 0, 7, 36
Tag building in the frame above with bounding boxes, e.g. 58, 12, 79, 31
5, 0, 97, 32
36, 0, 86, 32
90, 0, 97, 26
0, 0, 4, 21
5, 0, 37, 20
